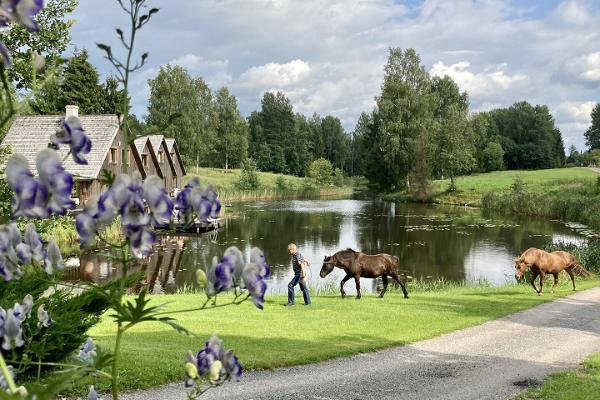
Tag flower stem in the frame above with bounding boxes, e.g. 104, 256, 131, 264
111, 325, 124, 400
0, 352, 17, 394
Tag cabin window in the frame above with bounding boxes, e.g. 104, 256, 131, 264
158, 150, 163, 162
110, 148, 117, 163
142, 154, 148, 166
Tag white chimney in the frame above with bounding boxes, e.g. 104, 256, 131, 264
65, 105, 79, 118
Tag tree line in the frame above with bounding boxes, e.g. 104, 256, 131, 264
4, 0, 599, 192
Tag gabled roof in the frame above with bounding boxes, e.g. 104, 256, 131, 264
164, 138, 186, 176
1, 115, 120, 179
147, 135, 176, 177
133, 136, 163, 178
128, 142, 146, 179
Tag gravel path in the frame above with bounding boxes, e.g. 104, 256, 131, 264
122, 287, 600, 400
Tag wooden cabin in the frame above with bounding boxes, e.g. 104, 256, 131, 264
164, 138, 186, 190
0, 106, 146, 207
133, 137, 162, 180
147, 135, 177, 194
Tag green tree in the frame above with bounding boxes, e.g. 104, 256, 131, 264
237, 158, 260, 190
320, 115, 349, 171
29, 50, 107, 115
351, 112, 371, 176
146, 65, 218, 166
585, 103, 600, 150
101, 75, 128, 114
365, 48, 435, 191
481, 142, 504, 172
491, 102, 564, 169
431, 75, 475, 181
213, 87, 248, 169
0, 0, 78, 89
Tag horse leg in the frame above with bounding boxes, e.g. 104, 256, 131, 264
340, 273, 352, 298
566, 268, 576, 291
354, 275, 361, 299
551, 273, 559, 294
538, 272, 546, 295
390, 271, 409, 299
530, 270, 540, 294
379, 275, 389, 298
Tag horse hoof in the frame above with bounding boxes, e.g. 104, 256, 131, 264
404, 295, 409, 299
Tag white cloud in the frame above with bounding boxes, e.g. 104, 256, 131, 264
238, 59, 311, 88
430, 61, 528, 97
554, 101, 596, 122
169, 54, 232, 88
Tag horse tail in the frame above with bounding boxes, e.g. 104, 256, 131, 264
569, 261, 593, 278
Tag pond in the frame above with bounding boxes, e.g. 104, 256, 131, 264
62, 199, 591, 294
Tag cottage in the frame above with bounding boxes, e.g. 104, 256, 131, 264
147, 135, 177, 194
133, 136, 162, 180
164, 138, 186, 190
0, 106, 145, 207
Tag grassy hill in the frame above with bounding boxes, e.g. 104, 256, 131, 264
185, 167, 354, 203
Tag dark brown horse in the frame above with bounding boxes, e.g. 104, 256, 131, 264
515, 247, 592, 295
320, 248, 409, 299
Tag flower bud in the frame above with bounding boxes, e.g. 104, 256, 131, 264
185, 362, 198, 379
195, 269, 208, 288
208, 360, 223, 384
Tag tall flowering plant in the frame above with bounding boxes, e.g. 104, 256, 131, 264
0, 1, 270, 399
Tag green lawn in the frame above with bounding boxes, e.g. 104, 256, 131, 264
85, 279, 599, 393
515, 352, 600, 400
388, 167, 598, 206
186, 166, 353, 202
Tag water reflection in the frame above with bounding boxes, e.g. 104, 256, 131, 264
63, 199, 589, 294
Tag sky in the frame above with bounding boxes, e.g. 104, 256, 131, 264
70, 0, 600, 150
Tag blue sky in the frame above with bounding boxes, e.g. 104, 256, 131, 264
70, 0, 600, 150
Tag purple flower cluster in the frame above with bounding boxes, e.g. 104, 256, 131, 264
51, 116, 92, 165
175, 177, 221, 224
0, 294, 51, 350
0, 0, 44, 67
0, 222, 63, 281
185, 334, 242, 390
205, 246, 270, 309
76, 174, 173, 258
6, 149, 74, 218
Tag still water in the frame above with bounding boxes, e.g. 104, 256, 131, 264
63, 199, 590, 294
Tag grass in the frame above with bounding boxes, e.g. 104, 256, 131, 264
186, 167, 354, 203
82, 278, 600, 394
515, 352, 600, 400
385, 167, 598, 206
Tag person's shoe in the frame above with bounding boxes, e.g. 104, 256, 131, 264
285, 303, 295, 307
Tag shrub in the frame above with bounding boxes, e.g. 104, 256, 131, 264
236, 158, 260, 190
481, 142, 504, 172
275, 176, 287, 190
307, 158, 334, 185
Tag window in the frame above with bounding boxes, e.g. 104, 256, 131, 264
110, 148, 117, 163
142, 154, 148, 167
158, 150, 163, 162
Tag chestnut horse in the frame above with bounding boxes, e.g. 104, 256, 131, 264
515, 247, 591, 295
320, 248, 409, 299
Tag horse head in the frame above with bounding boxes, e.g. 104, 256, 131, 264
514, 256, 528, 282
320, 255, 335, 278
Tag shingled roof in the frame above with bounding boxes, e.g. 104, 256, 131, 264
1, 115, 120, 179
133, 136, 163, 178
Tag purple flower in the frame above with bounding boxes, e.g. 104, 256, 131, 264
36, 304, 52, 328
208, 256, 235, 294
2, 307, 24, 350
37, 149, 74, 215
143, 176, 173, 225
0, 365, 15, 389
186, 334, 242, 388
75, 209, 98, 247
1, 0, 44, 32
23, 223, 44, 262
20, 294, 33, 318
0, 41, 10, 67
87, 385, 99, 400
176, 177, 221, 223
51, 116, 92, 165
44, 238, 63, 274
223, 246, 244, 285
79, 337, 96, 359
6, 154, 47, 218
242, 263, 267, 310
250, 247, 270, 279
